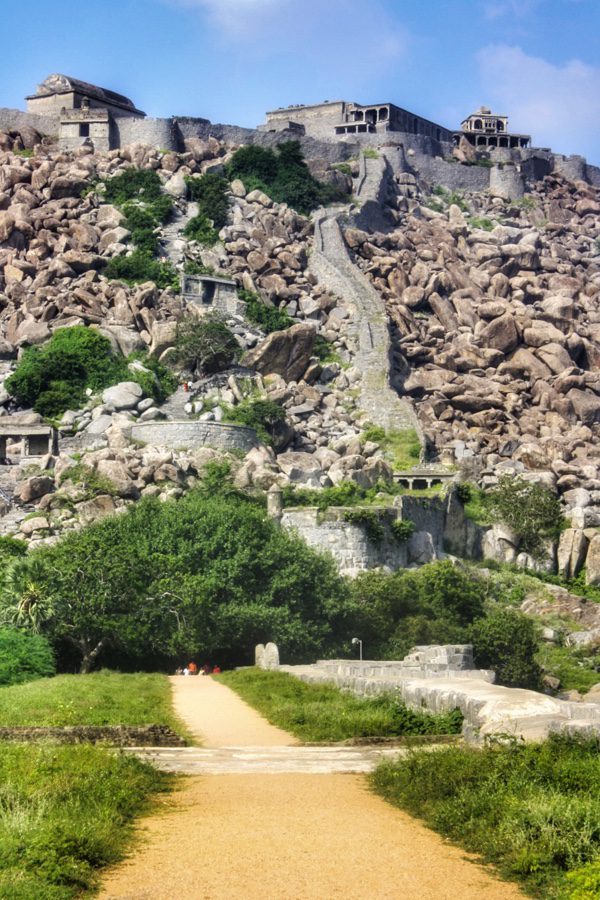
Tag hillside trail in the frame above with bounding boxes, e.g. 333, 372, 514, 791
100, 676, 523, 900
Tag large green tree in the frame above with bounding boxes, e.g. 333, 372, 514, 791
0, 489, 351, 672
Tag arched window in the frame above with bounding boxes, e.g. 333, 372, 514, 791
497, 120, 504, 132
474, 118, 483, 130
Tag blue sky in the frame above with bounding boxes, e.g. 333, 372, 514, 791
1, 0, 599, 162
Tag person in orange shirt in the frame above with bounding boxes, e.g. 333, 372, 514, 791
188, 661, 198, 675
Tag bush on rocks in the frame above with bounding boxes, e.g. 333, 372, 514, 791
172, 313, 241, 374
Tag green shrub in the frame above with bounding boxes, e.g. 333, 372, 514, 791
59, 464, 117, 499
361, 425, 421, 470
4, 327, 175, 419
224, 398, 285, 445
185, 172, 230, 226
281, 479, 402, 510
391, 519, 415, 542
172, 313, 240, 374
226, 141, 348, 215
343, 509, 384, 544
486, 475, 565, 559
183, 213, 219, 246
104, 250, 179, 290
5, 327, 126, 418
566, 858, 600, 899
238, 289, 294, 333
103, 168, 164, 206
349, 562, 486, 659
471, 607, 542, 688
362, 148, 379, 159
0, 629, 55, 686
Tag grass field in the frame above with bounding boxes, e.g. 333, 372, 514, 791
217, 668, 463, 742
0, 672, 182, 898
371, 734, 600, 899
0, 744, 171, 899
0, 671, 184, 733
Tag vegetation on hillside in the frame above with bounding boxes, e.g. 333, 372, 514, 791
0, 743, 169, 898
219, 668, 463, 742
101, 167, 178, 288
172, 313, 241, 374
360, 425, 421, 470
460, 476, 565, 560
372, 734, 600, 898
225, 141, 348, 214
238, 288, 294, 333
184, 172, 230, 246
5, 326, 175, 418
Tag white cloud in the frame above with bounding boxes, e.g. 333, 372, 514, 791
170, 0, 286, 37
162, 0, 409, 90
476, 45, 600, 161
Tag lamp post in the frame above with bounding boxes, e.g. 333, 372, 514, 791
351, 637, 363, 661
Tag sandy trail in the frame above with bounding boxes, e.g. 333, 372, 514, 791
100, 676, 523, 900
169, 674, 297, 747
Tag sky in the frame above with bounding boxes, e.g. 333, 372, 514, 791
1, 0, 599, 163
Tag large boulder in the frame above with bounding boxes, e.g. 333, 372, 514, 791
556, 528, 588, 580
242, 323, 316, 382
276, 451, 323, 488
102, 381, 144, 411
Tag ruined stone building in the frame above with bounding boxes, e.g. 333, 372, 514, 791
456, 106, 531, 150
259, 100, 453, 142
26, 74, 146, 152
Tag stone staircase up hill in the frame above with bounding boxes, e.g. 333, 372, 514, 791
159, 201, 199, 267
310, 205, 420, 438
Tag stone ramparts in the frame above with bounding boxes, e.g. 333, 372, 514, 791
280, 648, 600, 742
128, 420, 259, 453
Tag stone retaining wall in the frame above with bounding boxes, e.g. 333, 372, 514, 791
0, 724, 185, 746
128, 420, 259, 453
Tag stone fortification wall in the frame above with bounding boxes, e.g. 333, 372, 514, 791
128, 420, 258, 453
281, 652, 600, 741
0, 107, 57, 136
489, 165, 525, 200
281, 507, 409, 576
407, 154, 492, 192
115, 116, 179, 151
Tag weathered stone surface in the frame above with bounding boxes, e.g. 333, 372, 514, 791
242, 323, 316, 382
102, 382, 144, 411
15, 476, 54, 503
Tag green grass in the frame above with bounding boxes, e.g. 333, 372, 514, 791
217, 668, 463, 742
0, 743, 171, 898
537, 644, 600, 694
361, 425, 421, 470
0, 672, 185, 732
371, 734, 600, 899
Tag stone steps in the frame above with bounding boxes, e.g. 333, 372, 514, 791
123, 744, 410, 774
310, 206, 420, 437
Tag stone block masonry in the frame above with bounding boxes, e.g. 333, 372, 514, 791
128, 420, 259, 453
281, 650, 600, 742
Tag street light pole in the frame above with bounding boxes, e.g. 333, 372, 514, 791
351, 637, 363, 661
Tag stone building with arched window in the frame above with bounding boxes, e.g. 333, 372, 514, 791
456, 106, 531, 150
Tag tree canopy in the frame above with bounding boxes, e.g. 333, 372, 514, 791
0, 488, 351, 672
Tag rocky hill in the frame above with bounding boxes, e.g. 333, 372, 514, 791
0, 126, 600, 588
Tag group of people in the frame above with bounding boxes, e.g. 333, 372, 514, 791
175, 662, 221, 676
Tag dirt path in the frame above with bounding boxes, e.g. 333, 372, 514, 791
100, 677, 523, 900
169, 675, 297, 747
